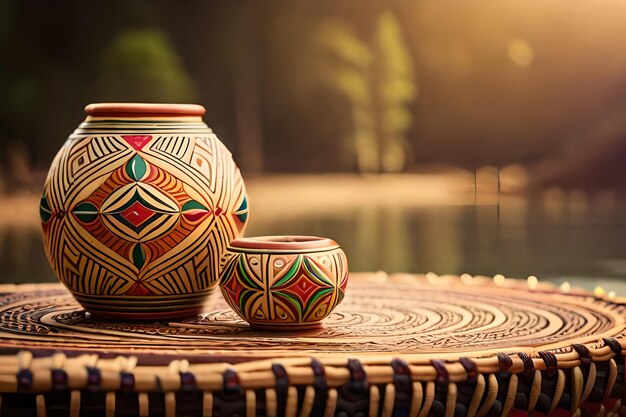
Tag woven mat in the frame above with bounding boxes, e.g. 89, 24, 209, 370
1, 274, 625, 417
1, 273, 624, 363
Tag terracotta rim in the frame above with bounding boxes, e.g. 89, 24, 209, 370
229, 235, 339, 251
85, 103, 206, 117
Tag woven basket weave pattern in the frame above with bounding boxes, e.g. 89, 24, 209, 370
0, 274, 623, 417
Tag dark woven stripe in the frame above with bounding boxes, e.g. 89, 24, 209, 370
538, 351, 557, 377
272, 364, 289, 417
180, 371, 197, 392
516, 352, 535, 371
17, 369, 33, 391
337, 359, 369, 417
572, 344, 591, 361
603, 338, 622, 355
52, 369, 68, 391
86, 367, 101, 392
497, 353, 513, 372
459, 357, 478, 381
223, 368, 242, 394
392, 358, 412, 417
347, 359, 368, 393
120, 372, 135, 392
431, 360, 449, 385
311, 359, 328, 417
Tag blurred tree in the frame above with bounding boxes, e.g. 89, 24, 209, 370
97, 29, 196, 102
373, 11, 417, 173
315, 19, 378, 173
315, 11, 416, 173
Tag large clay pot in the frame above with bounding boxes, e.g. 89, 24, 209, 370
39, 103, 249, 319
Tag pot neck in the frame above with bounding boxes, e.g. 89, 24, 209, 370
75, 103, 211, 135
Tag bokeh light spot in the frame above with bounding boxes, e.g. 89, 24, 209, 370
507, 38, 534, 67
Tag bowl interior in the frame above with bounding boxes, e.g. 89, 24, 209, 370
228, 235, 339, 251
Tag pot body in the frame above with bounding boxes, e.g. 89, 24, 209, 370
40, 103, 249, 319
219, 236, 348, 330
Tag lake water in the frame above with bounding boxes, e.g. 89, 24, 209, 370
2, 175, 626, 295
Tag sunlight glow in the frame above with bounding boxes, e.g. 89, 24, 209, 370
507, 38, 534, 67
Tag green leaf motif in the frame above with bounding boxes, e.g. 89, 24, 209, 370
132, 243, 147, 270
237, 257, 262, 290
39, 193, 52, 223
236, 196, 248, 223
305, 287, 334, 312
182, 200, 208, 211
72, 201, 98, 223
273, 256, 303, 287
125, 154, 147, 181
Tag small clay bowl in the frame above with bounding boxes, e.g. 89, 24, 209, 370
219, 236, 349, 331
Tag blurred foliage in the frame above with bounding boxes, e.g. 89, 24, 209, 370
316, 19, 376, 172
315, 11, 416, 173
97, 30, 196, 103
374, 12, 416, 172
1, 1, 626, 185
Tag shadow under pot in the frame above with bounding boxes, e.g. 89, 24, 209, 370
219, 236, 349, 331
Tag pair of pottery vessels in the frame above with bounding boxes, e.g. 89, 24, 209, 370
40, 103, 348, 330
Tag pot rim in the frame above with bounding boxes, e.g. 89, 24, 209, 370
228, 235, 339, 252
85, 103, 206, 117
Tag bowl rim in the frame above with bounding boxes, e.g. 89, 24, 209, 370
228, 235, 339, 252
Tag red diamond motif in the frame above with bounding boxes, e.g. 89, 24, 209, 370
122, 135, 152, 151
120, 201, 155, 228
281, 274, 318, 304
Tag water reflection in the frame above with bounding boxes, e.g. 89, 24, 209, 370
1, 180, 626, 294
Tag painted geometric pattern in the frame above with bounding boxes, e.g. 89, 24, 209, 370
220, 250, 348, 326
41, 134, 248, 297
